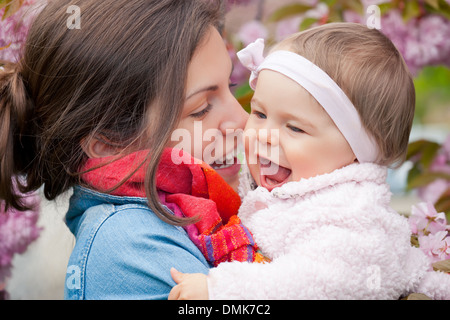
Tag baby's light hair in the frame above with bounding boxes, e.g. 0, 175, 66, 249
278, 23, 415, 167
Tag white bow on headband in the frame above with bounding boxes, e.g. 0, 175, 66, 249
237, 38, 379, 164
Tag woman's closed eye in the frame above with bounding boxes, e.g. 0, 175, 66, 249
189, 82, 236, 119
190, 104, 212, 119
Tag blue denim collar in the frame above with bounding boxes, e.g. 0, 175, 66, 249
65, 185, 148, 235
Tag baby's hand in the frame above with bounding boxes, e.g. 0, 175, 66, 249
168, 268, 209, 300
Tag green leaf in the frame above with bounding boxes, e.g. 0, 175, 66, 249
321, 0, 337, 7
435, 187, 450, 215
327, 9, 343, 23
406, 140, 429, 160
420, 142, 441, 168
406, 139, 441, 168
343, 0, 364, 15
234, 82, 253, 114
0, 0, 9, 9
434, 0, 450, 19
378, 3, 394, 15
425, 0, 440, 9
407, 172, 450, 190
406, 163, 422, 189
234, 81, 252, 99
267, 4, 313, 23
2, 0, 24, 21
299, 17, 318, 31
402, 0, 420, 22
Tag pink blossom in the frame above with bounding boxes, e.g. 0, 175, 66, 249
222, 0, 255, 12
403, 15, 450, 72
305, 2, 328, 19
417, 179, 450, 205
227, 43, 249, 87
416, 135, 450, 204
227, 0, 254, 7
380, 10, 450, 75
409, 202, 448, 235
441, 134, 450, 160
429, 135, 450, 175
275, 16, 303, 42
0, 0, 45, 62
417, 15, 450, 65
275, 2, 327, 42
0, 188, 41, 283
430, 154, 450, 175
418, 231, 450, 263
297, 0, 319, 5
342, 10, 364, 24
237, 20, 268, 46
361, 0, 390, 6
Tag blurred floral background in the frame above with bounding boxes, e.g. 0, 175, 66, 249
1, 0, 449, 298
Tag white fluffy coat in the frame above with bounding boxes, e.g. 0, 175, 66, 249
207, 163, 450, 299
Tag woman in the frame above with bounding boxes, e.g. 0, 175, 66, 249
0, 0, 247, 299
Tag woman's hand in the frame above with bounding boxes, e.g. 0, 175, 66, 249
168, 268, 209, 300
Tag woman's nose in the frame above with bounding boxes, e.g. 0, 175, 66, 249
219, 98, 249, 134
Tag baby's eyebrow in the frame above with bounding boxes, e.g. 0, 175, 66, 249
298, 118, 315, 130
288, 110, 315, 127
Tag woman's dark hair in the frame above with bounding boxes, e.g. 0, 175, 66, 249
0, 0, 221, 225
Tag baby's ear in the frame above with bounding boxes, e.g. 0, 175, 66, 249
80, 135, 119, 158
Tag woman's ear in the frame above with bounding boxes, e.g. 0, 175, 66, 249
81, 136, 119, 158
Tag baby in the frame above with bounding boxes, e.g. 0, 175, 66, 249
169, 23, 450, 300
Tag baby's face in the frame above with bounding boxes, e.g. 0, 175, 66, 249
244, 69, 356, 191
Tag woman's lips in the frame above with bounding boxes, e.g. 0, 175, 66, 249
210, 156, 241, 177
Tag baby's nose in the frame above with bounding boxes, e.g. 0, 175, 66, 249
258, 128, 279, 146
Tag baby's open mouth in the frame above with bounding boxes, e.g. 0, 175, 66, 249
259, 158, 292, 191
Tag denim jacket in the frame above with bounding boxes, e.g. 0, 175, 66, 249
64, 186, 210, 300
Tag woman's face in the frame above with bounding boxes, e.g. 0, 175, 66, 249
168, 27, 248, 191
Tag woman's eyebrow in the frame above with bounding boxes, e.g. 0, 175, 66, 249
186, 85, 219, 101
185, 63, 234, 101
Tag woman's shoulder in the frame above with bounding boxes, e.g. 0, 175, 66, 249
67, 187, 168, 240
64, 186, 209, 300
90, 202, 189, 246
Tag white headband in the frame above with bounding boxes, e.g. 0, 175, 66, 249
237, 38, 379, 163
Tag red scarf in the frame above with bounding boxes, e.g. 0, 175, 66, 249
81, 148, 266, 266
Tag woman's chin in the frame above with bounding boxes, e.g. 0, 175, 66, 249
216, 167, 241, 192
